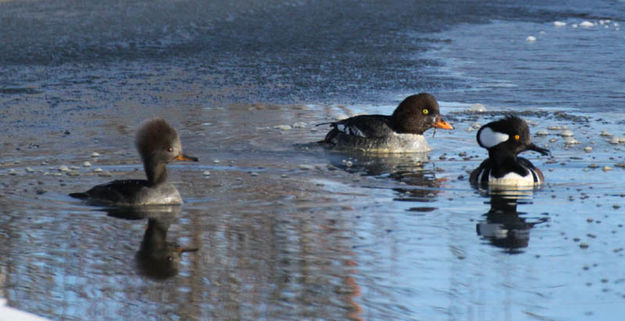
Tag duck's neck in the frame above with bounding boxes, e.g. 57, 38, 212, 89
142, 218, 169, 252
144, 159, 168, 185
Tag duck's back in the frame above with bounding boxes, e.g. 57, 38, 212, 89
70, 180, 182, 205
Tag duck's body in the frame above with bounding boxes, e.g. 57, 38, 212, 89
471, 157, 544, 186
320, 93, 453, 152
470, 116, 549, 187
70, 118, 197, 206
72, 179, 183, 206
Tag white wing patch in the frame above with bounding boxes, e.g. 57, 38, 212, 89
337, 123, 367, 138
479, 127, 509, 148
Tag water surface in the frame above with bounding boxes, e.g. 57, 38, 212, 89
2, 1, 625, 320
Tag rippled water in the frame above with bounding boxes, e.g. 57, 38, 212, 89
2, 1, 625, 320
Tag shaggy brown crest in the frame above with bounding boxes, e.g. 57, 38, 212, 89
136, 118, 180, 162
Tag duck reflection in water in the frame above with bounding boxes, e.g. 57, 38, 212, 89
476, 190, 548, 253
325, 151, 443, 203
106, 206, 198, 280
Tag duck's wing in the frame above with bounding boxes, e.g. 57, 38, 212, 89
325, 115, 394, 139
470, 159, 491, 185
70, 179, 151, 204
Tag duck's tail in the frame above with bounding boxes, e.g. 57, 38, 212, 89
69, 192, 89, 199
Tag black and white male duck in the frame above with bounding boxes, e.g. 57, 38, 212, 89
70, 118, 198, 205
320, 93, 453, 152
470, 116, 550, 186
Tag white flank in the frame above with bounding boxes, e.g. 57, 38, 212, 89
479, 127, 509, 148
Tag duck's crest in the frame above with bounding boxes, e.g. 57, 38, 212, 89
135, 118, 178, 160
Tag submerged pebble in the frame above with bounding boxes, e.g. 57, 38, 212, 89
274, 124, 292, 131
564, 137, 580, 145
554, 21, 567, 27
469, 104, 486, 112
292, 121, 307, 128
91, 152, 100, 158
202, 170, 211, 177
59, 165, 70, 172
600, 130, 612, 137
535, 130, 549, 136
603, 166, 612, 172
83, 161, 91, 167
584, 146, 593, 153
560, 129, 574, 137
526, 35, 537, 42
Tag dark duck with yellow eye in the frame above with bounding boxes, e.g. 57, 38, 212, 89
320, 93, 453, 153
70, 118, 198, 205
470, 116, 550, 187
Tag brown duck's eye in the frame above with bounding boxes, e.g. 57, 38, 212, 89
422, 109, 429, 115
167, 147, 174, 152
514, 134, 520, 140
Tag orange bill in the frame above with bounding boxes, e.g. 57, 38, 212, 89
175, 154, 199, 162
433, 118, 453, 130
178, 247, 199, 253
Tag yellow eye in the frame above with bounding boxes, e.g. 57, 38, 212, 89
422, 109, 429, 115
514, 134, 520, 140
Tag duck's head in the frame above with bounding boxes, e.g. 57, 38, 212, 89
477, 116, 550, 157
136, 118, 198, 166
391, 93, 453, 134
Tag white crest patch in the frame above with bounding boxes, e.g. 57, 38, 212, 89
479, 127, 509, 148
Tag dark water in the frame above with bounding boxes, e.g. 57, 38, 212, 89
2, 0, 625, 320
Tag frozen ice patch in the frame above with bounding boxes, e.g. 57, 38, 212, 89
580, 21, 595, 28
